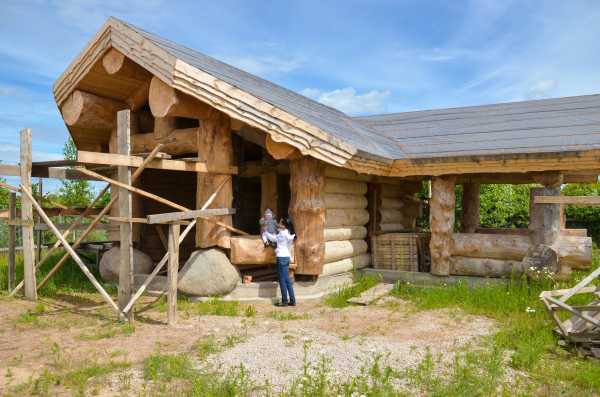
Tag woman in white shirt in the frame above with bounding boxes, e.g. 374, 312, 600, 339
264, 218, 296, 307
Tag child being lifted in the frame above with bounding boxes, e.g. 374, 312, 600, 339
259, 208, 277, 247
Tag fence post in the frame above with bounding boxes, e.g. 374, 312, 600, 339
8, 192, 16, 291
20, 128, 36, 300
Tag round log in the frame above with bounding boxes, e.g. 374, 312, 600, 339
229, 235, 294, 265
149, 76, 213, 119
266, 135, 301, 160
324, 178, 368, 195
324, 240, 369, 263
380, 197, 404, 209
451, 233, 531, 261
325, 226, 368, 241
430, 176, 456, 276
449, 256, 524, 278
132, 128, 197, 155
102, 48, 126, 75
379, 208, 404, 223
379, 223, 413, 232
61, 90, 127, 130
324, 193, 367, 209
551, 236, 592, 269
324, 165, 372, 182
326, 209, 369, 227
321, 254, 370, 276
290, 156, 326, 275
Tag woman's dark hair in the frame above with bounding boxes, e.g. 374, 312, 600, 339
281, 217, 295, 236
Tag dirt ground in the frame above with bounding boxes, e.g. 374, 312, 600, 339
0, 293, 495, 395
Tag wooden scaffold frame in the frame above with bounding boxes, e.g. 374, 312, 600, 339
1, 109, 245, 325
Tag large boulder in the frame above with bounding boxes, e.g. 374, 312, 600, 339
523, 244, 559, 281
177, 249, 240, 296
99, 246, 154, 282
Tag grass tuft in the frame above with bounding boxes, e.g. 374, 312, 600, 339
324, 273, 381, 308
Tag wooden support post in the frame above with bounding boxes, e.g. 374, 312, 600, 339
36, 178, 43, 263
289, 156, 326, 275
167, 223, 180, 325
530, 186, 561, 246
7, 192, 16, 291
20, 129, 36, 300
154, 117, 176, 140
430, 175, 456, 276
461, 183, 479, 233
36, 144, 164, 292
22, 185, 122, 317
117, 110, 134, 320
196, 111, 234, 248
260, 172, 278, 215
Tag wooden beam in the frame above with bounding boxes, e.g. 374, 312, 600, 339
457, 171, 592, 185
7, 193, 16, 291
32, 166, 100, 181
61, 90, 127, 130
530, 187, 561, 246
266, 135, 301, 160
289, 156, 326, 275
78, 167, 247, 235
147, 208, 236, 224
260, 172, 278, 214
149, 76, 213, 119
154, 117, 176, 140
429, 175, 456, 276
22, 185, 122, 317
167, 223, 180, 326
77, 150, 238, 174
196, 112, 235, 248
0, 164, 20, 177
131, 128, 197, 156
117, 110, 134, 321
535, 196, 600, 205
36, 144, 164, 292
20, 129, 36, 300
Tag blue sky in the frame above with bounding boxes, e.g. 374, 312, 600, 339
2, 0, 600, 190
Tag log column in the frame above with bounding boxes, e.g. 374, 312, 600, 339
461, 183, 480, 233
196, 111, 234, 249
529, 186, 561, 246
429, 176, 456, 276
20, 129, 36, 300
289, 156, 326, 275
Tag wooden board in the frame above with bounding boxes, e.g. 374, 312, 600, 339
347, 283, 393, 305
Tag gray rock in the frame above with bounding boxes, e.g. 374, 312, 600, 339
523, 244, 559, 280
99, 246, 154, 282
178, 249, 240, 296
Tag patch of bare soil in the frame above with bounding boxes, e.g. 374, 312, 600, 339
0, 293, 495, 395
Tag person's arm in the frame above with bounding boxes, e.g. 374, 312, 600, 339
264, 232, 277, 242
284, 230, 296, 242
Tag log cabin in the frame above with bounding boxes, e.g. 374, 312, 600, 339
51, 17, 598, 295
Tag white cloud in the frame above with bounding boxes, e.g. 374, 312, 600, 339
302, 87, 390, 115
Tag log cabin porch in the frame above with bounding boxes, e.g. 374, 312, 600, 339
4, 17, 600, 322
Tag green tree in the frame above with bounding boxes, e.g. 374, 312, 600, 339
562, 182, 600, 240
57, 138, 93, 207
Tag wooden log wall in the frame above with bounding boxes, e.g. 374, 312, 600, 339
322, 173, 370, 275
450, 233, 591, 276
372, 182, 422, 233
430, 176, 456, 276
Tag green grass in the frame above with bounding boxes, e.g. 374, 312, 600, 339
158, 297, 242, 317
266, 310, 310, 321
324, 273, 382, 308
78, 322, 135, 341
143, 352, 259, 396
387, 250, 600, 395
0, 249, 112, 296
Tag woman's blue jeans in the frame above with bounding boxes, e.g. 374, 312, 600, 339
276, 256, 296, 304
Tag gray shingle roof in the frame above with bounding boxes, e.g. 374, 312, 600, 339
119, 19, 600, 162
355, 95, 600, 159
122, 20, 405, 161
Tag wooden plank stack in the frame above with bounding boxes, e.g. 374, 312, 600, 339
372, 233, 419, 271
540, 266, 600, 358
